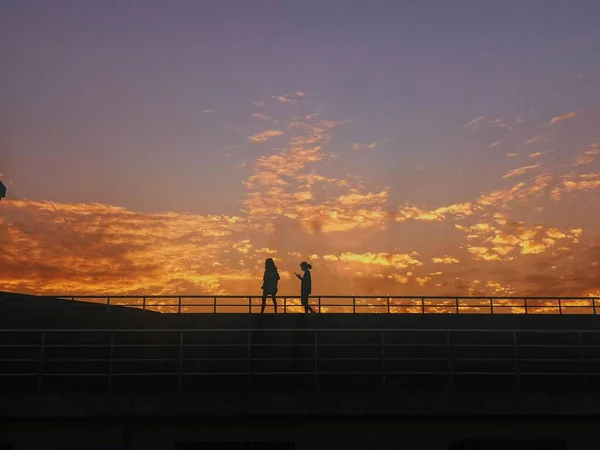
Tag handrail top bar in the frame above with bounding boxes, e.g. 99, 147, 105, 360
15, 294, 599, 300
2, 328, 600, 333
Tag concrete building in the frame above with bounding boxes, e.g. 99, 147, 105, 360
0, 292, 599, 450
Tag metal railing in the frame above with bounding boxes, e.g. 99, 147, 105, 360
2, 295, 599, 315
1, 328, 599, 393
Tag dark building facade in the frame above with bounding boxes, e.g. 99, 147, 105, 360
0, 292, 599, 449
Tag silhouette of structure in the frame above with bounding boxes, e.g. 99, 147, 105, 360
0, 179, 6, 201
0, 291, 599, 449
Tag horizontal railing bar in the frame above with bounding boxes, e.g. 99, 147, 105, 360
25, 295, 597, 299
5, 343, 600, 350
4, 357, 600, 364
2, 328, 600, 333
3, 372, 599, 379
11, 296, 600, 308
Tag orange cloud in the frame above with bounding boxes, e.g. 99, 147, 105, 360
502, 164, 539, 179
243, 118, 390, 234
528, 151, 553, 159
248, 129, 284, 142
396, 202, 479, 222
572, 144, 600, 166
548, 110, 577, 125
550, 173, 600, 200
0, 200, 253, 295
276, 95, 298, 104
335, 252, 422, 269
431, 256, 460, 264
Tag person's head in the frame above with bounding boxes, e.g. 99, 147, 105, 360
300, 261, 312, 271
265, 258, 276, 270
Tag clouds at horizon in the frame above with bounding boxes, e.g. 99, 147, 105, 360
1, 93, 599, 298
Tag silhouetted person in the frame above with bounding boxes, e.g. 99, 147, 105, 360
295, 262, 316, 314
261, 258, 280, 313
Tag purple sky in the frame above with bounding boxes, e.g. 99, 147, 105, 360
1, 0, 599, 297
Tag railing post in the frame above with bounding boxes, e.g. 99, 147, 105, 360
178, 331, 184, 390
352, 297, 356, 314
178, 297, 182, 315
455, 298, 459, 314
37, 331, 46, 395
107, 332, 115, 394
490, 298, 494, 314
284, 297, 287, 314
248, 297, 252, 314
446, 331, 453, 387
213, 297, 217, 314
579, 332, 587, 387
380, 331, 386, 388
106, 297, 111, 313
314, 331, 319, 390
513, 332, 521, 388
247, 331, 252, 387
387, 297, 391, 314
318, 297, 321, 313
421, 297, 425, 314
142, 297, 146, 312
558, 298, 563, 315
524, 298, 528, 315
594, 298, 598, 316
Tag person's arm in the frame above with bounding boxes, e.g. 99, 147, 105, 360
295, 273, 303, 280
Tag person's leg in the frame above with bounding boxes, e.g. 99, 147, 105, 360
301, 294, 309, 313
271, 294, 277, 313
261, 292, 267, 313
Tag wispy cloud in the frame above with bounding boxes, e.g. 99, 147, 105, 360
276, 95, 298, 104
253, 101, 264, 107
251, 113, 271, 120
489, 140, 503, 148
572, 144, 600, 166
353, 141, 378, 151
464, 116, 484, 130
524, 135, 547, 145
528, 150, 553, 159
295, 92, 309, 97
203, 109, 215, 114
502, 164, 539, 179
548, 110, 577, 125
247, 129, 284, 143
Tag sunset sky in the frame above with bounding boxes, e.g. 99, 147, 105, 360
1, 0, 599, 297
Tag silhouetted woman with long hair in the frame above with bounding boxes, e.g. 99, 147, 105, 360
261, 258, 280, 313
295, 261, 316, 314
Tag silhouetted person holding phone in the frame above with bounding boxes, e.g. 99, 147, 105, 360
261, 258, 280, 313
295, 262, 316, 314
